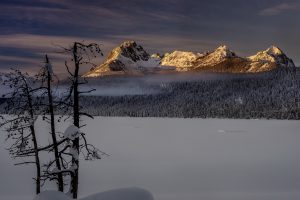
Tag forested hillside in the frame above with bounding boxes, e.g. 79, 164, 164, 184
80, 68, 300, 119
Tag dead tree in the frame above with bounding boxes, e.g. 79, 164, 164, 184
62, 42, 104, 198
0, 70, 42, 194
36, 55, 64, 192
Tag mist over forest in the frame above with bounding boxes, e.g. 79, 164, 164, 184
49, 68, 300, 119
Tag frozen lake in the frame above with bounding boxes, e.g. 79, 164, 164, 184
0, 117, 300, 200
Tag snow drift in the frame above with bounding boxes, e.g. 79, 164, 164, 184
81, 188, 154, 200
33, 191, 71, 200
33, 188, 154, 200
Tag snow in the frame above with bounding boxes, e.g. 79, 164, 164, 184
248, 45, 295, 67
247, 61, 271, 72
33, 191, 71, 200
160, 46, 236, 71
117, 54, 160, 70
69, 147, 79, 160
63, 124, 81, 140
23, 111, 37, 125
81, 188, 153, 200
1, 117, 300, 200
161, 51, 201, 71
33, 188, 153, 200
150, 53, 161, 59
214, 45, 235, 58
266, 45, 283, 56
248, 49, 277, 63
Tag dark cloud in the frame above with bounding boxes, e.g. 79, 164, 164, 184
0, 0, 299, 75
259, 2, 300, 16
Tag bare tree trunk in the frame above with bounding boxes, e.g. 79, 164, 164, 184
24, 78, 41, 194
71, 42, 80, 199
45, 55, 64, 192
30, 125, 41, 194
65, 41, 103, 198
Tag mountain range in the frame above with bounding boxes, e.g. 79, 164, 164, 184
83, 41, 295, 77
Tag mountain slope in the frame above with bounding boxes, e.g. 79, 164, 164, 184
248, 46, 295, 68
160, 51, 203, 71
84, 41, 163, 77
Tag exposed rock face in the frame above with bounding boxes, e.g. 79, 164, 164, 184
108, 60, 125, 71
119, 41, 150, 62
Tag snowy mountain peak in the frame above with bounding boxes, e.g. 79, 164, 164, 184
114, 40, 150, 62
121, 40, 136, 47
248, 46, 295, 68
83, 41, 161, 77
160, 51, 202, 71
213, 45, 236, 58
216, 45, 229, 51
266, 45, 283, 56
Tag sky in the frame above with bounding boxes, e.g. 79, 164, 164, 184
0, 0, 299, 76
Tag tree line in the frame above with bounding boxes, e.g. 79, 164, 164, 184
77, 68, 300, 119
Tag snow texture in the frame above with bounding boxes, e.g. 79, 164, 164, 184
69, 147, 79, 160
1, 117, 300, 200
161, 51, 201, 71
33, 191, 71, 200
33, 188, 153, 200
63, 125, 81, 140
81, 188, 154, 200
248, 45, 295, 67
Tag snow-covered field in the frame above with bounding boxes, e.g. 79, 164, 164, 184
0, 117, 300, 200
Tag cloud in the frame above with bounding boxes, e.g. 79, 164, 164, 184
259, 2, 300, 16
0, 0, 195, 38
0, 33, 219, 76
0, 0, 299, 75
0, 34, 103, 51
0, 34, 117, 76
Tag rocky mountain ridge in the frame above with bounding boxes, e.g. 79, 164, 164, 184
84, 41, 295, 77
